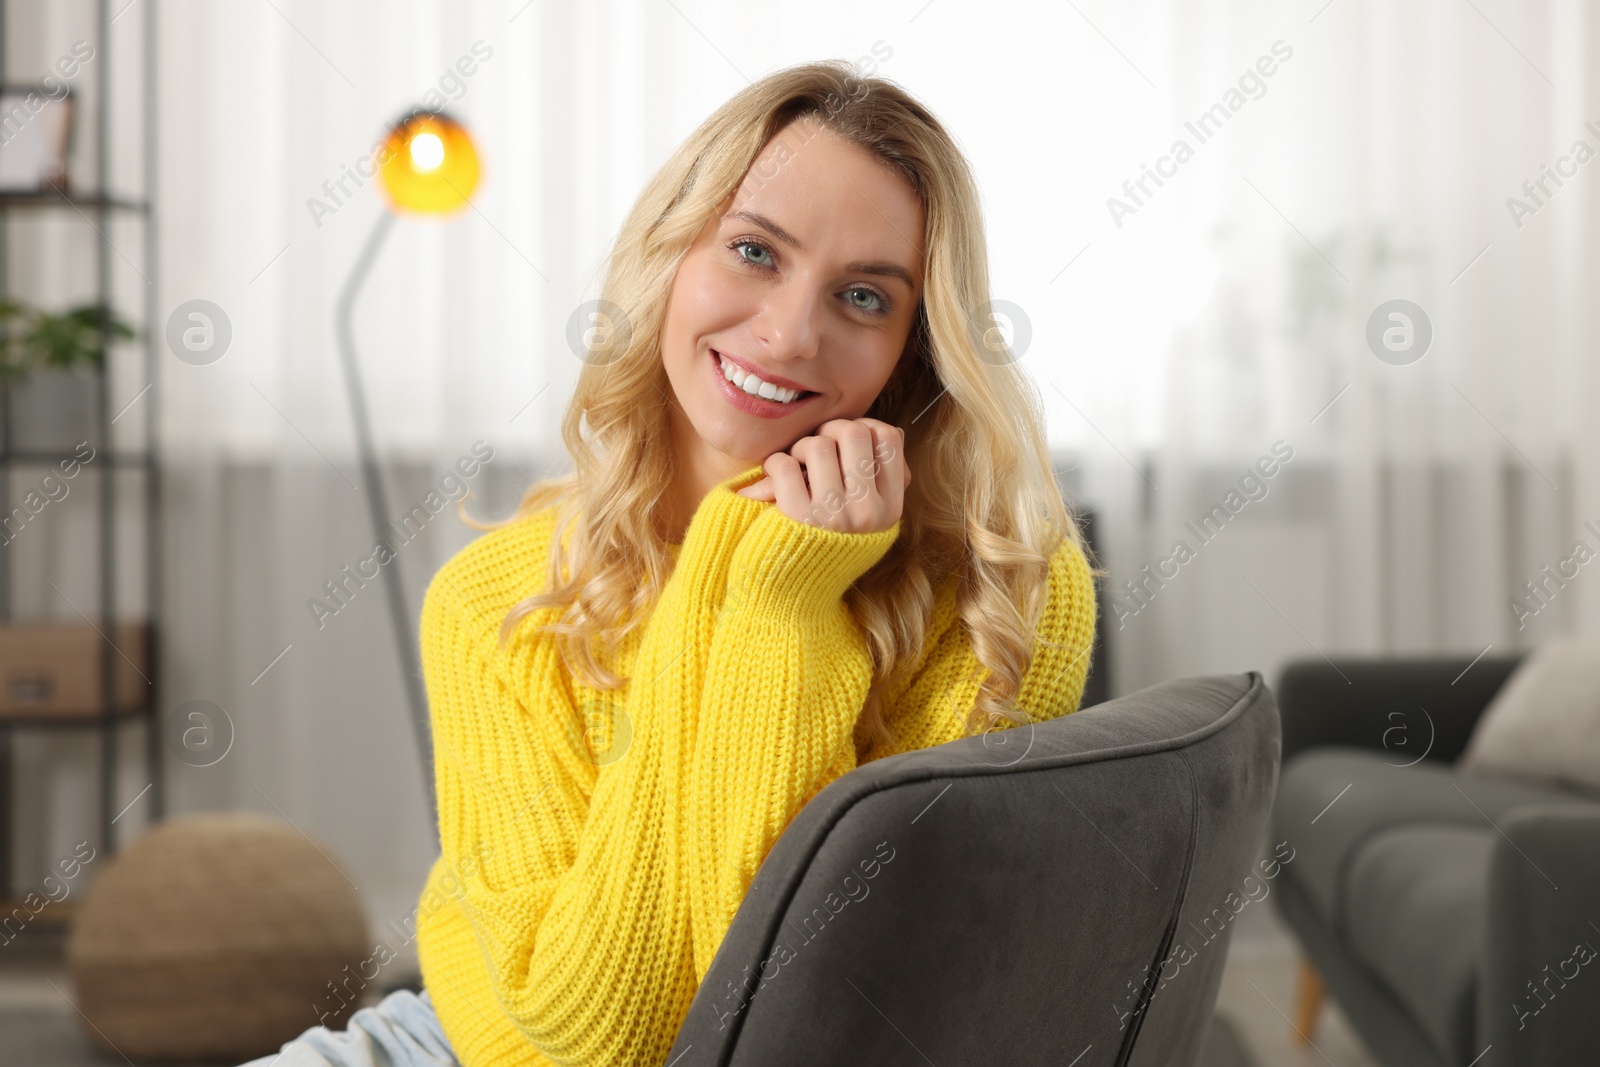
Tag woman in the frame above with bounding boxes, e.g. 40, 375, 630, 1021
245, 57, 1099, 1067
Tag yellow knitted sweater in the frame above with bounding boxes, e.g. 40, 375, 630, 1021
413, 462, 1098, 1067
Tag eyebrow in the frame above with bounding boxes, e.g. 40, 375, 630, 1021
723, 209, 918, 290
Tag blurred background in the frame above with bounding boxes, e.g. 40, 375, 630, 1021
1, 1, 1596, 1064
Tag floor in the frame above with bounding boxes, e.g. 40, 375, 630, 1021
2, 904, 1382, 1066
1211, 894, 1382, 1067
0, 921, 252, 1067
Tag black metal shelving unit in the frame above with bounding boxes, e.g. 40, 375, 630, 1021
0, 0, 159, 905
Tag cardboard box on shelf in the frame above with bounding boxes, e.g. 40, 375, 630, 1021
0, 622, 151, 718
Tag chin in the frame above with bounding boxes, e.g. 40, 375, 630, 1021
690, 417, 775, 463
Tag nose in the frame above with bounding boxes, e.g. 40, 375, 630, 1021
749, 279, 821, 366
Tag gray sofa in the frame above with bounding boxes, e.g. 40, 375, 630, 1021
668, 672, 1282, 1067
1271, 656, 1600, 1067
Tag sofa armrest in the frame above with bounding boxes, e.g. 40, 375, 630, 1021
1275, 655, 1524, 766
1480, 804, 1600, 1063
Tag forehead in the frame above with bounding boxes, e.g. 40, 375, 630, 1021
724, 118, 925, 277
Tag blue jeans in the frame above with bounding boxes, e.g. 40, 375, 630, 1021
238, 989, 459, 1067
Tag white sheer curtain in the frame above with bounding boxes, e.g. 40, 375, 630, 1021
1076, 0, 1600, 693
10, 0, 1599, 964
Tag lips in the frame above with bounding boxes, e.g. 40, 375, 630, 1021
709, 347, 821, 418
712, 348, 819, 397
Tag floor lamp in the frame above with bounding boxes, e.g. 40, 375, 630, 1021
335, 109, 480, 837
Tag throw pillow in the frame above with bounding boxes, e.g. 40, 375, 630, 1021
1458, 636, 1600, 797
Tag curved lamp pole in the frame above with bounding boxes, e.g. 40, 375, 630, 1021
334, 110, 481, 840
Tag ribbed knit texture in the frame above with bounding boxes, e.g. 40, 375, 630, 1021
414, 463, 1098, 1066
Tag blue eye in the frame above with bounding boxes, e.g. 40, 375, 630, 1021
732, 239, 774, 268
846, 287, 890, 316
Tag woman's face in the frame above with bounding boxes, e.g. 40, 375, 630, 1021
660, 116, 926, 475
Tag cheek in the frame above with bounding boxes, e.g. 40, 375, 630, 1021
669, 256, 748, 336
863, 335, 907, 384
824, 342, 897, 409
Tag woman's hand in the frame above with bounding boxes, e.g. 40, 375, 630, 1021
736, 418, 910, 534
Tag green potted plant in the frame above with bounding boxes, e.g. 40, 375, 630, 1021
1, 301, 136, 453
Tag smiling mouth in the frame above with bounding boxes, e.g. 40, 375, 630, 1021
711, 348, 820, 403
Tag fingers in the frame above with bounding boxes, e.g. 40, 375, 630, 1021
792, 434, 846, 526
852, 418, 908, 520
745, 418, 909, 533
827, 421, 881, 521
763, 452, 814, 520
808, 419, 904, 531
736, 476, 776, 501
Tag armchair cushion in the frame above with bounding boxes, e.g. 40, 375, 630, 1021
1274, 748, 1582, 931
1341, 825, 1493, 1063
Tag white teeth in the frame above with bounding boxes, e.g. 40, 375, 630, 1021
718, 352, 805, 403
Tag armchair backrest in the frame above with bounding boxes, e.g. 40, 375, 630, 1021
1275, 655, 1524, 766
668, 672, 1282, 1067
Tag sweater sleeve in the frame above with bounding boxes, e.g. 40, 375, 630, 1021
684, 502, 902, 980
419, 464, 804, 1066
685, 525, 1099, 977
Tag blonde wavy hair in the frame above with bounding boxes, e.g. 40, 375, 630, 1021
485, 59, 1098, 759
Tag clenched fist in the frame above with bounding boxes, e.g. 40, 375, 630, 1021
737, 418, 910, 534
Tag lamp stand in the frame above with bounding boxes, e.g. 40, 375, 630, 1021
334, 209, 439, 842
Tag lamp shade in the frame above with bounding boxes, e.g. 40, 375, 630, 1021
377, 110, 480, 215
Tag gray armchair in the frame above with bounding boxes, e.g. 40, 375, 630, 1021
668, 671, 1282, 1067
1271, 656, 1600, 1067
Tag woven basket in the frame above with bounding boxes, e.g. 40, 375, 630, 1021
66, 811, 371, 1062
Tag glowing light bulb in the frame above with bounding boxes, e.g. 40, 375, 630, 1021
409, 132, 445, 173
377, 111, 479, 214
